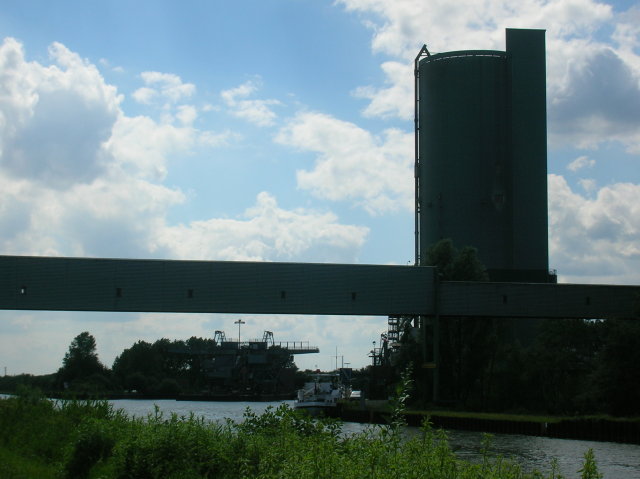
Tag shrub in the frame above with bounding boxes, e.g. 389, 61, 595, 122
0, 395, 604, 479
64, 418, 117, 479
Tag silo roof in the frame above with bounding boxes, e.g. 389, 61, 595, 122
420, 50, 506, 64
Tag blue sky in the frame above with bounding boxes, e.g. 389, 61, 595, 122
1, 0, 639, 375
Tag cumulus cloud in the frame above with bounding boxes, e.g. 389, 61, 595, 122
131, 87, 156, 104
549, 174, 640, 284
157, 192, 369, 263
98, 58, 124, 73
133, 71, 196, 105
276, 112, 413, 215
176, 105, 197, 125
0, 38, 366, 267
567, 155, 595, 171
353, 61, 413, 119
198, 129, 241, 148
106, 115, 193, 181
221, 79, 281, 126
578, 178, 597, 194
0, 38, 121, 189
612, 5, 640, 67
338, 0, 640, 151
549, 46, 640, 152
338, 0, 612, 58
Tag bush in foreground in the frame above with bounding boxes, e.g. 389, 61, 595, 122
0, 393, 602, 479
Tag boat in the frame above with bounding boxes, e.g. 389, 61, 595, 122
293, 372, 349, 416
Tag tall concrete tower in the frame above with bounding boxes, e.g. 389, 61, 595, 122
415, 29, 551, 282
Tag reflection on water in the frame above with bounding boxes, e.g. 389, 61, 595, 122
444, 428, 640, 479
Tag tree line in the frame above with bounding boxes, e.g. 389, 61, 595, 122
386, 239, 640, 417
1, 334, 237, 396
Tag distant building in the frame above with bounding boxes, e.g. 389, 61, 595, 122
170, 330, 318, 398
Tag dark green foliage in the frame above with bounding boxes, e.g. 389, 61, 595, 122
111, 337, 216, 394
62, 332, 105, 376
64, 418, 117, 479
420, 239, 494, 407
425, 239, 488, 281
112, 339, 181, 393
0, 388, 72, 462
425, 238, 457, 278
389, 365, 413, 429
578, 449, 603, 479
3, 330, 298, 399
394, 239, 640, 417
156, 377, 181, 395
56, 332, 110, 391
590, 319, 640, 416
0, 393, 605, 479
503, 318, 640, 417
113, 410, 231, 478
0, 373, 55, 394
523, 319, 602, 414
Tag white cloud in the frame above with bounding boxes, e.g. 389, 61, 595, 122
338, 0, 612, 58
353, 61, 413, 120
0, 168, 186, 258
578, 178, 597, 193
548, 45, 640, 152
157, 192, 369, 263
567, 155, 596, 171
176, 105, 198, 125
132, 86, 157, 104
612, 6, 640, 69
221, 79, 281, 126
549, 174, 640, 284
105, 114, 195, 181
276, 112, 414, 215
0, 38, 366, 266
338, 0, 640, 152
198, 129, 241, 148
0, 38, 121, 189
133, 71, 196, 105
98, 58, 124, 73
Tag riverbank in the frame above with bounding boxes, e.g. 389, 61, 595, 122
334, 401, 640, 445
2, 394, 601, 479
7, 389, 640, 445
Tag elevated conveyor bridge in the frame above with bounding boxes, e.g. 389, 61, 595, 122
1, 255, 638, 320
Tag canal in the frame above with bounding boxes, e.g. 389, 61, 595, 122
110, 398, 640, 479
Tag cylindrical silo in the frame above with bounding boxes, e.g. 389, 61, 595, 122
415, 29, 550, 282
417, 50, 511, 271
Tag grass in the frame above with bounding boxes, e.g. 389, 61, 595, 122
0, 447, 59, 479
346, 399, 640, 425
405, 409, 563, 423
0, 391, 604, 479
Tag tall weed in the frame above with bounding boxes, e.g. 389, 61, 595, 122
0, 394, 603, 479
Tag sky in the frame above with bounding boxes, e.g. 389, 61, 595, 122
1, 0, 639, 376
